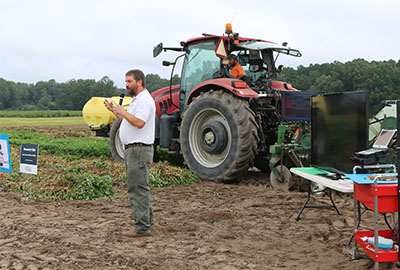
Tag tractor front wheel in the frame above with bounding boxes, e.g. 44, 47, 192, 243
180, 90, 259, 182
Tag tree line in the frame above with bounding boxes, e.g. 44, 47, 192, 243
279, 59, 400, 115
0, 74, 178, 111
0, 59, 399, 114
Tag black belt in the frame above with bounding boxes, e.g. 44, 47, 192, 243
124, 143, 153, 150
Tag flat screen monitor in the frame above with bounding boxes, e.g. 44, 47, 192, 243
311, 91, 368, 173
281, 91, 322, 121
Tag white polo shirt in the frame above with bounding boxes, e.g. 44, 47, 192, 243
119, 89, 155, 145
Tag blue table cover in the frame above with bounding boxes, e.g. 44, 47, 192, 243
344, 173, 398, 184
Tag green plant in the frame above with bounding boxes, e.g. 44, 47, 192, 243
149, 161, 197, 187
3, 169, 115, 200
1, 129, 111, 158
0, 128, 198, 201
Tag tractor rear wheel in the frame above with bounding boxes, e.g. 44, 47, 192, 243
180, 90, 259, 182
109, 118, 125, 163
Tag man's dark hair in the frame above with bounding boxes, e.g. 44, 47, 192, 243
125, 69, 146, 88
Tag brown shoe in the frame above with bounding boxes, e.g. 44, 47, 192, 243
123, 230, 151, 238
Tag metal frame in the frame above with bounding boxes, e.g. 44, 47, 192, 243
351, 164, 398, 270
296, 180, 341, 221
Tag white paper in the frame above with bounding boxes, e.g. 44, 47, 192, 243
0, 139, 10, 169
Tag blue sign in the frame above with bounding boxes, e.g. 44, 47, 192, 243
0, 134, 12, 173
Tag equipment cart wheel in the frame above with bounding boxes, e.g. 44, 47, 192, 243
270, 165, 292, 190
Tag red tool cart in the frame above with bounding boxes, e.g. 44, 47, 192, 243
346, 164, 398, 270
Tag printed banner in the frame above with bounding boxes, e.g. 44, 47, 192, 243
0, 134, 12, 173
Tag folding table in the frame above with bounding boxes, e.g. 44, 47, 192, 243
290, 167, 353, 221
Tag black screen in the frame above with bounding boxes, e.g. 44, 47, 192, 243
311, 91, 368, 173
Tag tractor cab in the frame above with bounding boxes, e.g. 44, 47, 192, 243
153, 24, 302, 113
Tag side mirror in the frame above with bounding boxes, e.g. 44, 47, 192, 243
153, 43, 163, 58
162, 61, 173, 66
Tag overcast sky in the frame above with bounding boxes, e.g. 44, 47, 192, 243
0, 0, 399, 88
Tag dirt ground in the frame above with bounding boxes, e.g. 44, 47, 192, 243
0, 171, 398, 270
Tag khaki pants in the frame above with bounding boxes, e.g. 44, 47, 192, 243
124, 146, 154, 233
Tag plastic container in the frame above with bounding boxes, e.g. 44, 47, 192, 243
362, 236, 394, 249
354, 230, 398, 262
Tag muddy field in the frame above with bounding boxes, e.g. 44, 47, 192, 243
0, 125, 397, 269
1, 170, 396, 270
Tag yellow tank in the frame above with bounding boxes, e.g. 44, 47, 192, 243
82, 96, 132, 130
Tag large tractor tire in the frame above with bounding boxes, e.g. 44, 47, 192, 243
109, 118, 125, 163
180, 90, 259, 182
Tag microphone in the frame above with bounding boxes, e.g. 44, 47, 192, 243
119, 93, 125, 106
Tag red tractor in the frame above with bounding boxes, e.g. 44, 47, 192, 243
149, 24, 302, 182
98, 24, 302, 182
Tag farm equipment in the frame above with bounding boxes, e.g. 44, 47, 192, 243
266, 91, 319, 190
268, 122, 311, 190
83, 96, 132, 162
83, 24, 304, 183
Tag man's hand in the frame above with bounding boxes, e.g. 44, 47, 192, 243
112, 104, 125, 119
104, 100, 125, 120
104, 99, 114, 112
104, 100, 144, 128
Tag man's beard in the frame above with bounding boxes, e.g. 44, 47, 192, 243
127, 87, 137, 96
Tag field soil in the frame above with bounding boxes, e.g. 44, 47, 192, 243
0, 171, 395, 270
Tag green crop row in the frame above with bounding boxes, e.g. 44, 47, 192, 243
149, 161, 197, 187
1, 129, 111, 159
0, 128, 197, 200
0, 110, 82, 118
1, 160, 196, 201
2, 128, 187, 163
4, 169, 115, 201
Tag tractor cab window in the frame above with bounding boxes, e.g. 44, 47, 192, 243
181, 40, 220, 93
233, 50, 269, 82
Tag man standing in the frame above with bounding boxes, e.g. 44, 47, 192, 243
227, 54, 246, 77
104, 69, 155, 237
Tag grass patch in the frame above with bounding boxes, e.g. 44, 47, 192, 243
1, 128, 111, 158
0, 110, 82, 118
0, 117, 85, 127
